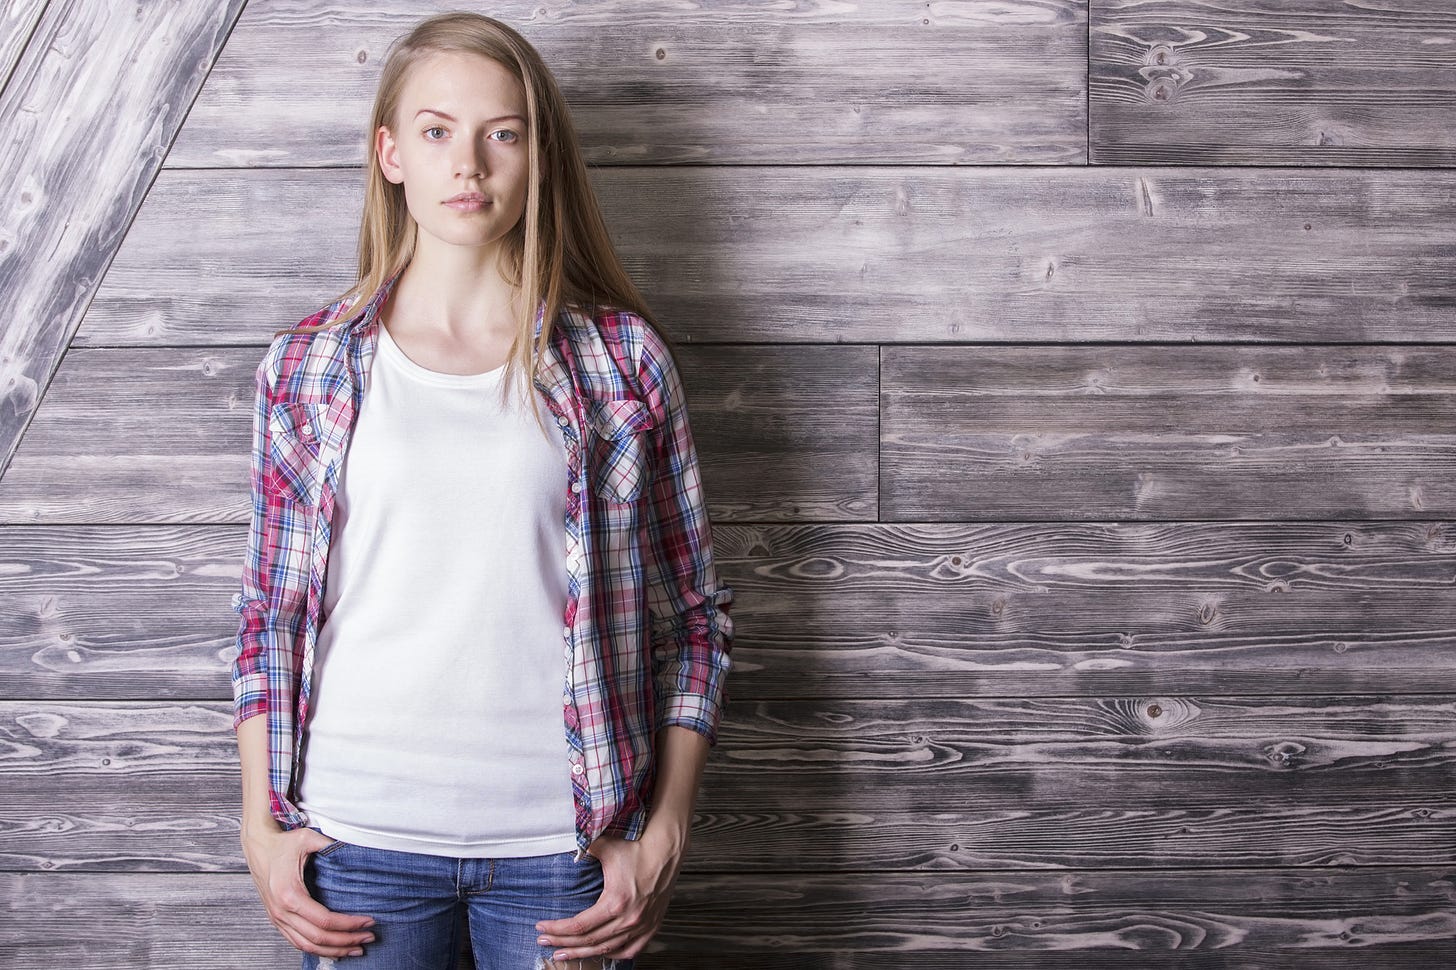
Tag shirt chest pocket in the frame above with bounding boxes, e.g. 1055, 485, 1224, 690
586, 398, 657, 505
266, 402, 326, 506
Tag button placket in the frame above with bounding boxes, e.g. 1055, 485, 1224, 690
541, 385, 591, 821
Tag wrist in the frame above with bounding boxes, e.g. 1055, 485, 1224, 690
240, 812, 282, 840
643, 810, 691, 854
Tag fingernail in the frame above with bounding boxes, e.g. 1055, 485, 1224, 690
553, 953, 567, 961
537, 936, 550, 945
350, 950, 364, 957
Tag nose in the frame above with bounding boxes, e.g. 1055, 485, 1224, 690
454, 137, 488, 179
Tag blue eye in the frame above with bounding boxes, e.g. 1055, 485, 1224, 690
422, 126, 518, 143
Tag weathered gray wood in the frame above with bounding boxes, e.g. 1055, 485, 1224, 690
3, 869, 1453, 968
678, 804, 1456, 874
0, 344, 874, 523
640, 950, 1456, 970
0, 347, 254, 523
0, 0, 247, 480
5, 780, 1452, 876
2, 699, 1452, 872
168, 0, 1088, 169
0, 0, 48, 90
2, 521, 1453, 701
78, 167, 1456, 346
652, 867, 1456, 959
712, 520, 1456, 698
0, 524, 253, 700
882, 345, 1456, 519
1092, 0, 1456, 165
5, 0, 1455, 963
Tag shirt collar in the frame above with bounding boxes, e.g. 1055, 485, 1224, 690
340, 267, 403, 336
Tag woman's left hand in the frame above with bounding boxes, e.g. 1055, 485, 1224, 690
534, 825, 687, 964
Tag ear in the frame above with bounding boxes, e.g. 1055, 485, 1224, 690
376, 125, 403, 184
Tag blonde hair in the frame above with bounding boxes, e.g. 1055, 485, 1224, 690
277, 11, 675, 437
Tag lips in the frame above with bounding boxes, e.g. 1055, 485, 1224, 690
446, 193, 488, 204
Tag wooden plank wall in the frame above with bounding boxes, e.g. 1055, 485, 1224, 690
2, 0, 1454, 966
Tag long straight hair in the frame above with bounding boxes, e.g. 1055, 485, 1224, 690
276, 12, 675, 438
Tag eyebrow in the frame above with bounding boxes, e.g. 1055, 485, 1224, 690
414, 108, 526, 125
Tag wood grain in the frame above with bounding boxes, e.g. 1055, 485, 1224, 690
168, 0, 1088, 168
0, 344, 872, 523
1092, 0, 1456, 165
0, 0, 48, 86
652, 867, 1456, 959
77, 167, 1456, 346
2, 869, 1452, 967
0, 0, 247, 478
4, 1, 1455, 966
882, 345, 1456, 519
2, 699, 1452, 873
1, 521, 1452, 700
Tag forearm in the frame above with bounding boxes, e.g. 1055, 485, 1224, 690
236, 712, 280, 834
645, 724, 710, 846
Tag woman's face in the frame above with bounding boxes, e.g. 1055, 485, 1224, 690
376, 51, 531, 258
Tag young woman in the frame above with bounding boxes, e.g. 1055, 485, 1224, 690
230, 13, 734, 969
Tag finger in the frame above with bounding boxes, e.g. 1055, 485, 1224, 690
541, 910, 637, 952
304, 833, 341, 855
279, 873, 377, 932
292, 894, 378, 933
547, 927, 637, 963
544, 905, 666, 960
272, 882, 377, 950
278, 910, 377, 953
273, 895, 377, 952
535, 896, 619, 938
277, 920, 366, 959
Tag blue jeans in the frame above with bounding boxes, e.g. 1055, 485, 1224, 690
301, 826, 635, 969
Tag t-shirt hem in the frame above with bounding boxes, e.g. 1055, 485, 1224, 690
304, 809, 578, 858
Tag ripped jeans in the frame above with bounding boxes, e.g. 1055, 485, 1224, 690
301, 827, 634, 970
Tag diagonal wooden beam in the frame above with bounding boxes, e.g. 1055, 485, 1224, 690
0, 0, 249, 481
0, 0, 50, 94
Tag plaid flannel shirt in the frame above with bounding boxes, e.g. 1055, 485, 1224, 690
229, 269, 734, 861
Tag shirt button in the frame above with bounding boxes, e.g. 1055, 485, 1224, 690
571, 763, 584, 775
571, 480, 583, 493
563, 625, 571, 637
557, 416, 569, 426
562, 692, 572, 705
300, 426, 315, 439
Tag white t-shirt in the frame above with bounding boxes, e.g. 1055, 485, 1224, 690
296, 322, 578, 857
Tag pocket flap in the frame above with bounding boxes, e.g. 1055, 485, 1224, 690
266, 402, 325, 505
268, 401, 325, 446
586, 397, 656, 439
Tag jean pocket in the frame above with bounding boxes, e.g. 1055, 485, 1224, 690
306, 825, 348, 857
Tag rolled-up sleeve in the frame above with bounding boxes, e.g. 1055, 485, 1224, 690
229, 351, 275, 731
637, 323, 735, 746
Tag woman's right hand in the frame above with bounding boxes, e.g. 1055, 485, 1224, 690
241, 819, 378, 958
